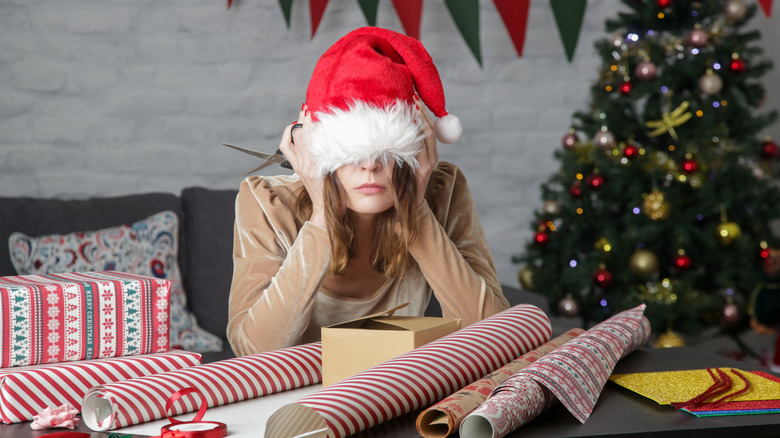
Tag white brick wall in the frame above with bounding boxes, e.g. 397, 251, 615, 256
1, 0, 778, 288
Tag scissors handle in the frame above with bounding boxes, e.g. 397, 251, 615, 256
276, 149, 293, 169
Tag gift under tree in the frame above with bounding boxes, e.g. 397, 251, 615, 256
514, 0, 780, 343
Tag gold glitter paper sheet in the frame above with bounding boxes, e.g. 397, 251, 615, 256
609, 368, 780, 405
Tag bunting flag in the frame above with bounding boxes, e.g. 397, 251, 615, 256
493, 0, 531, 57
279, 0, 293, 28
309, 0, 329, 39
758, 0, 774, 17
550, 0, 587, 62
357, 0, 380, 26
391, 0, 423, 40
444, 0, 481, 66
228, 0, 233, 9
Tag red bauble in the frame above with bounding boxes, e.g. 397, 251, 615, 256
656, 0, 672, 8
533, 231, 549, 246
681, 158, 698, 174
570, 181, 582, 198
620, 81, 632, 96
729, 58, 746, 74
760, 247, 771, 260
593, 269, 613, 288
624, 144, 639, 159
586, 174, 606, 190
674, 254, 692, 270
762, 140, 779, 159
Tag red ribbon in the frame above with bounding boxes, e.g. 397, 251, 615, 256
671, 367, 751, 410
152, 388, 227, 438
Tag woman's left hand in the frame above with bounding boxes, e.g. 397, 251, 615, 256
414, 96, 438, 207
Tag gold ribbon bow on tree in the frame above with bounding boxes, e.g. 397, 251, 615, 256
646, 101, 692, 141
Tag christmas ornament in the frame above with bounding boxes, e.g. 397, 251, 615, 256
542, 200, 562, 215
619, 80, 632, 96
721, 301, 741, 326
570, 181, 582, 198
608, 31, 624, 48
593, 267, 613, 288
586, 173, 606, 189
681, 158, 698, 174
624, 143, 640, 159
630, 249, 659, 276
562, 131, 579, 149
685, 29, 708, 47
518, 266, 536, 291
729, 56, 746, 74
533, 230, 549, 246
699, 70, 723, 95
656, 0, 672, 9
594, 128, 616, 149
724, 0, 747, 21
716, 221, 742, 245
642, 189, 670, 221
673, 252, 691, 270
635, 61, 657, 81
558, 294, 579, 316
655, 329, 685, 348
762, 139, 779, 159
760, 241, 771, 260
646, 101, 692, 141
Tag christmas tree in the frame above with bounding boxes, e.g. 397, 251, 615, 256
514, 0, 780, 341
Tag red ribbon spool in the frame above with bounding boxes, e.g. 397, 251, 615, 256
156, 387, 227, 438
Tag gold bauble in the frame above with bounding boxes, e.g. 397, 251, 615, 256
518, 267, 536, 291
655, 329, 686, 348
716, 222, 742, 245
642, 190, 670, 221
630, 249, 659, 276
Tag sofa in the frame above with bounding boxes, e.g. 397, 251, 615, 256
0, 187, 549, 363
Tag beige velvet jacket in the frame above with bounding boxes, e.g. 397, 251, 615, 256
227, 161, 509, 356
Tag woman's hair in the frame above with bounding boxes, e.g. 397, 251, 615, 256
293, 161, 419, 278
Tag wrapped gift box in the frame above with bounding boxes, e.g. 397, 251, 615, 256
0, 349, 201, 423
0, 271, 171, 368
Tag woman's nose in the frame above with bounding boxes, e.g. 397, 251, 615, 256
361, 159, 382, 172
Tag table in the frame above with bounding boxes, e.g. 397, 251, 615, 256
2, 346, 779, 437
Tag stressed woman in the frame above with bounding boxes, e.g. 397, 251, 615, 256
227, 27, 509, 356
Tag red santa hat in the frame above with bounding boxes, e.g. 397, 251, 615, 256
305, 26, 462, 175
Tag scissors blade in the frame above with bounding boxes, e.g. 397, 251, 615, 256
222, 143, 272, 159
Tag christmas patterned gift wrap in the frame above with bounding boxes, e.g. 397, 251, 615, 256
0, 350, 201, 424
0, 271, 171, 367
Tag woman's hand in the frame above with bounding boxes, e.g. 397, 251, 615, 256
414, 96, 439, 207
279, 104, 327, 228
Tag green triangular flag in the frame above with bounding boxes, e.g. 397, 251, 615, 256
279, 0, 293, 29
357, 0, 380, 26
550, 0, 586, 62
444, 0, 481, 67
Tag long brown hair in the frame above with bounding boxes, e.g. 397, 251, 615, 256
294, 162, 419, 278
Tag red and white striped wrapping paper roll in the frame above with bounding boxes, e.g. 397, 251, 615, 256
265, 304, 551, 438
460, 304, 651, 438
0, 350, 201, 424
81, 342, 322, 431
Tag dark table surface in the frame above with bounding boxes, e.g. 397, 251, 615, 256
2, 346, 780, 438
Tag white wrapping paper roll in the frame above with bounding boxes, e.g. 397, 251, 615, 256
265, 304, 552, 438
82, 342, 322, 431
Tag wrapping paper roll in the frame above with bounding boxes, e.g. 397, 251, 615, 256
461, 304, 651, 438
265, 304, 551, 438
416, 328, 585, 438
0, 350, 200, 424
81, 342, 322, 431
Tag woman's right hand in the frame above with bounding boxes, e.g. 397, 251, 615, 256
279, 104, 327, 228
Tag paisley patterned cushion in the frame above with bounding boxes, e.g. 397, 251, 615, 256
8, 211, 223, 353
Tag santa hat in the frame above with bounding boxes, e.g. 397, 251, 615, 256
305, 26, 462, 175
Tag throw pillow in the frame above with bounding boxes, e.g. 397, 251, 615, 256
8, 210, 223, 353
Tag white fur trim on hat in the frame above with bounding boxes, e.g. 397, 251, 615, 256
308, 100, 426, 175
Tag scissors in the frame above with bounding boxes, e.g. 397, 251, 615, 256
222, 124, 301, 175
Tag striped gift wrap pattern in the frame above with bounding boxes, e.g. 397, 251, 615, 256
0, 271, 171, 368
81, 342, 323, 431
0, 350, 201, 424
265, 304, 552, 438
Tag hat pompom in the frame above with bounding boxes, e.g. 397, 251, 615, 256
435, 114, 462, 144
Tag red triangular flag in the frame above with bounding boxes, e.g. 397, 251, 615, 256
309, 0, 329, 39
227, 0, 234, 9
758, 0, 774, 17
391, 0, 423, 39
493, 0, 531, 57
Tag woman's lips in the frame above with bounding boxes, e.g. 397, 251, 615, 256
355, 184, 386, 194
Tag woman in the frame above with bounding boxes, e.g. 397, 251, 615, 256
227, 27, 509, 356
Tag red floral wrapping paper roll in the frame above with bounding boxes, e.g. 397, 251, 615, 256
460, 304, 651, 438
0, 350, 201, 424
81, 342, 322, 431
416, 327, 585, 438
265, 304, 552, 438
